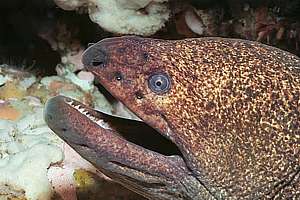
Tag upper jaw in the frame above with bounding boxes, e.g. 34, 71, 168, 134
44, 95, 210, 199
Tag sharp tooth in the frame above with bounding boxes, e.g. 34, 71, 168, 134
74, 105, 80, 109
68, 102, 110, 129
95, 119, 111, 129
88, 115, 95, 120
90, 115, 96, 120
96, 119, 103, 125
79, 108, 86, 113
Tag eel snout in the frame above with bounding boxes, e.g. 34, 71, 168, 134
81, 36, 135, 69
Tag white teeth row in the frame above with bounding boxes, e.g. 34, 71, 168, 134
65, 99, 111, 130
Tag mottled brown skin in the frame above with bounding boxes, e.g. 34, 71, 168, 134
81, 36, 300, 199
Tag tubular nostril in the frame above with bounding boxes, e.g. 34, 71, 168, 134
82, 45, 108, 68
92, 60, 104, 67
90, 49, 107, 67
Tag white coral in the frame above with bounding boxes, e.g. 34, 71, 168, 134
53, 0, 88, 10
54, 0, 170, 36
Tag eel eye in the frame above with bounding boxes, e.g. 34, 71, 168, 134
114, 71, 123, 81
148, 73, 171, 94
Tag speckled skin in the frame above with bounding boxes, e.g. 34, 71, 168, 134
81, 36, 300, 199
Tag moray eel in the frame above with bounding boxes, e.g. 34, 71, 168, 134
45, 36, 300, 199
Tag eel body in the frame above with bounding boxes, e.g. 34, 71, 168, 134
45, 36, 300, 199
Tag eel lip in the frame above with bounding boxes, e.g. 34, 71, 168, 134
44, 95, 189, 177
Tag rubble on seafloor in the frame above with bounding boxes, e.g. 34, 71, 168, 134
0, 66, 145, 200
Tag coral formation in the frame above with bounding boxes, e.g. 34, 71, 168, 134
0, 66, 139, 200
54, 0, 170, 36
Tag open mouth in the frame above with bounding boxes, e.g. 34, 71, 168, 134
66, 95, 183, 157
44, 95, 189, 174
44, 95, 200, 199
